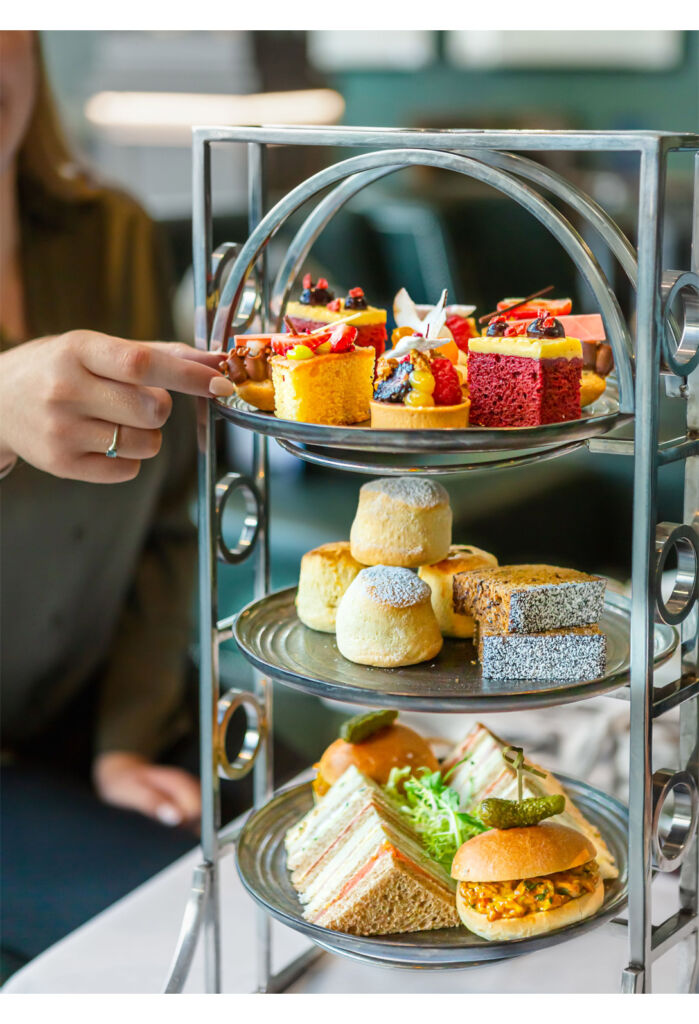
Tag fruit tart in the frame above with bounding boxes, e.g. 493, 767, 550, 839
371, 350, 469, 430
285, 275, 388, 359
269, 323, 375, 425
468, 311, 583, 427
392, 287, 477, 364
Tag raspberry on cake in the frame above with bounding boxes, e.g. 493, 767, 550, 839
269, 323, 375, 425
468, 310, 583, 427
285, 275, 388, 358
371, 349, 469, 429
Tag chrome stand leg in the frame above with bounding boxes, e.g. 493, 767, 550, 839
624, 143, 666, 994
163, 863, 212, 993
263, 947, 326, 993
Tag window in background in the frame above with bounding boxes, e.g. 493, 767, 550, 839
446, 30, 684, 71
307, 30, 436, 71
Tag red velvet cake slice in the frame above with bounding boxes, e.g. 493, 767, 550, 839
468, 312, 583, 427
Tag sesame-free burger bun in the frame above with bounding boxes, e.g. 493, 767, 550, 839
315, 724, 439, 794
451, 823, 597, 883
455, 877, 604, 941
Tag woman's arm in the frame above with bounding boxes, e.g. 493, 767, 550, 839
0, 331, 233, 482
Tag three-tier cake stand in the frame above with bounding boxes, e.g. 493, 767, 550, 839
163, 127, 699, 995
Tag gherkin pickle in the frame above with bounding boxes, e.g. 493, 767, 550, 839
340, 709, 398, 744
477, 794, 565, 829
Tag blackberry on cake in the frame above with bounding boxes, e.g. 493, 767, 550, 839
285, 274, 388, 359
468, 310, 583, 427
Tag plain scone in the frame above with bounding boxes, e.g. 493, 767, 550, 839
335, 566, 444, 667
296, 541, 364, 633
418, 544, 498, 637
350, 477, 452, 568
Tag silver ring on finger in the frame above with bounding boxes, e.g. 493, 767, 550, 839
105, 424, 120, 458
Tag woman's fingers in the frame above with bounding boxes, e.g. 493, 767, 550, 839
76, 376, 173, 430
76, 333, 234, 398
143, 766, 201, 824
150, 342, 227, 371
70, 454, 143, 484
82, 420, 163, 460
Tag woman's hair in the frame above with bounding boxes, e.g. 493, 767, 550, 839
18, 36, 98, 205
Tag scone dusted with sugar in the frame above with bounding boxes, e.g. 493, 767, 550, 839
418, 544, 498, 638
296, 541, 363, 633
336, 566, 443, 668
350, 476, 452, 568
453, 564, 606, 634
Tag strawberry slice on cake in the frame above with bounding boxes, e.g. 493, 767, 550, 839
285, 275, 388, 359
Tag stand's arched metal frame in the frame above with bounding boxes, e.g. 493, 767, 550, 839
163, 127, 699, 995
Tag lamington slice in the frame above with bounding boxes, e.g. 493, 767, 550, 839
441, 722, 618, 880
453, 564, 606, 634
478, 624, 607, 681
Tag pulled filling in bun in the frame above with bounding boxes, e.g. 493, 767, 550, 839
458, 859, 599, 921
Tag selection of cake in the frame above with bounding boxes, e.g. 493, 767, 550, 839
453, 564, 608, 681
219, 272, 614, 428
284, 714, 616, 938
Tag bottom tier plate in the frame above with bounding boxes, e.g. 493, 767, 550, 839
236, 777, 628, 970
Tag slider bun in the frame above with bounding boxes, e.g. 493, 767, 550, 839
316, 724, 439, 792
235, 379, 275, 412
451, 823, 597, 883
456, 878, 604, 941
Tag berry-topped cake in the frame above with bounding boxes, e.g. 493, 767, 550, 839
468, 311, 583, 427
285, 275, 388, 359
269, 323, 375, 425
493, 296, 611, 406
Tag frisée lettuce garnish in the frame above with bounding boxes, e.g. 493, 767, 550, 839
384, 765, 486, 871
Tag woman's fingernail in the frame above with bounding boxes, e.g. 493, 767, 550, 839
209, 376, 235, 397
156, 803, 182, 826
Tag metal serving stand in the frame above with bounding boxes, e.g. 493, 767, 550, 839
163, 127, 699, 994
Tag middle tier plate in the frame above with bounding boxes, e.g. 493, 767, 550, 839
234, 587, 677, 712
216, 389, 625, 455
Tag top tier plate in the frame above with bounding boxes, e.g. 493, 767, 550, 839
216, 390, 625, 455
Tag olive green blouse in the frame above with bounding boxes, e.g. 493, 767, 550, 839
1, 179, 197, 760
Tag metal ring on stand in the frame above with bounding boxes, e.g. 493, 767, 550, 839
654, 522, 699, 626
215, 472, 262, 565
209, 242, 260, 342
661, 270, 699, 377
651, 768, 699, 872
215, 688, 266, 781
274, 436, 587, 476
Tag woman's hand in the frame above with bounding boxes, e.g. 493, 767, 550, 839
0, 330, 234, 482
93, 751, 201, 829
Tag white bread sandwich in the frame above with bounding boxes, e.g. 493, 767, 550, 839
451, 822, 604, 941
442, 723, 618, 880
285, 765, 459, 935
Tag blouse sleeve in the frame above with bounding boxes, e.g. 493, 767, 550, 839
92, 194, 197, 760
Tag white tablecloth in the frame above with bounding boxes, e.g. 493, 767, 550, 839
3, 798, 688, 995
